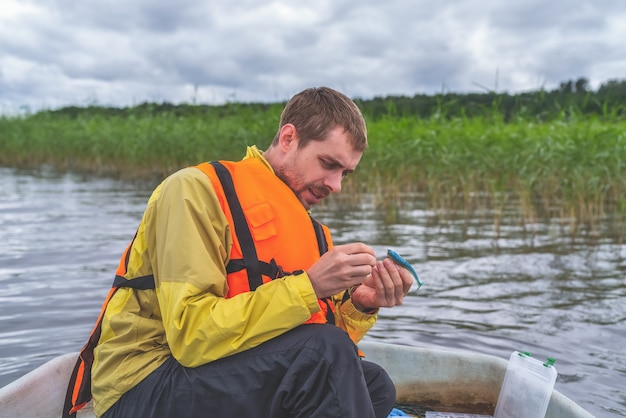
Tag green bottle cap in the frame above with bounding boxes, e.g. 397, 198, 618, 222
544, 357, 556, 367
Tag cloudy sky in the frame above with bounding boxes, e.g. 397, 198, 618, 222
1, 0, 625, 112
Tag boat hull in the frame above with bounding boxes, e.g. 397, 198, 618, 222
0, 342, 594, 418
0, 353, 94, 418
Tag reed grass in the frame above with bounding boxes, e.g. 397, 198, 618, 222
0, 103, 283, 179
360, 112, 625, 228
1, 102, 624, 238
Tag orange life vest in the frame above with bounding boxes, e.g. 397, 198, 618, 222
197, 159, 335, 325
63, 160, 335, 417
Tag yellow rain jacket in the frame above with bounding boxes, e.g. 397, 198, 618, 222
90, 147, 377, 417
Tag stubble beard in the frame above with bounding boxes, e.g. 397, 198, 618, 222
274, 165, 329, 210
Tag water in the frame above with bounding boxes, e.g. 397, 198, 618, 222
1, 167, 624, 417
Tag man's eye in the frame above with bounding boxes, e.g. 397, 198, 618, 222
321, 160, 334, 169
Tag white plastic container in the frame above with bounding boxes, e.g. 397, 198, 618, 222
493, 351, 557, 418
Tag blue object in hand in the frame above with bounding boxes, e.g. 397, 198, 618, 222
387, 249, 423, 290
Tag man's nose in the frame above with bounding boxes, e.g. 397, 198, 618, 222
324, 171, 343, 193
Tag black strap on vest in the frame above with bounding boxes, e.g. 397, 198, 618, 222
310, 217, 335, 325
310, 217, 329, 255
226, 257, 283, 280
211, 161, 264, 290
112, 274, 155, 289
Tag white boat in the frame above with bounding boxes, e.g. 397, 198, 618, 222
0, 341, 595, 418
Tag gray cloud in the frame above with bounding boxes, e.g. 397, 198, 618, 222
1, 0, 625, 112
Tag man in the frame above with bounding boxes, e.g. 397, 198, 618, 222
69, 87, 414, 418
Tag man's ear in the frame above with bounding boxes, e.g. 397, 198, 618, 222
278, 124, 298, 150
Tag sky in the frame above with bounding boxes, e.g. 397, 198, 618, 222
1, 0, 625, 113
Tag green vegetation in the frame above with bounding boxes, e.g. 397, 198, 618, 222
0, 102, 283, 180
1, 78, 625, 237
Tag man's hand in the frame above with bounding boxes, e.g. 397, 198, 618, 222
351, 258, 414, 311
306, 243, 377, 299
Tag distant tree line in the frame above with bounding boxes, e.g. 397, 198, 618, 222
354, 77, 626, 122
39, 77, 626, 122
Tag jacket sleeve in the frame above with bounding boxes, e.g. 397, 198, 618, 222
332, 291, 377, 344
147, 168, 321, 367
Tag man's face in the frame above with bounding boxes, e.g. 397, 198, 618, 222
275, 126, 363, 210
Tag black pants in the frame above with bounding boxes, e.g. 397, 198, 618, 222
102, 324, 395, 418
